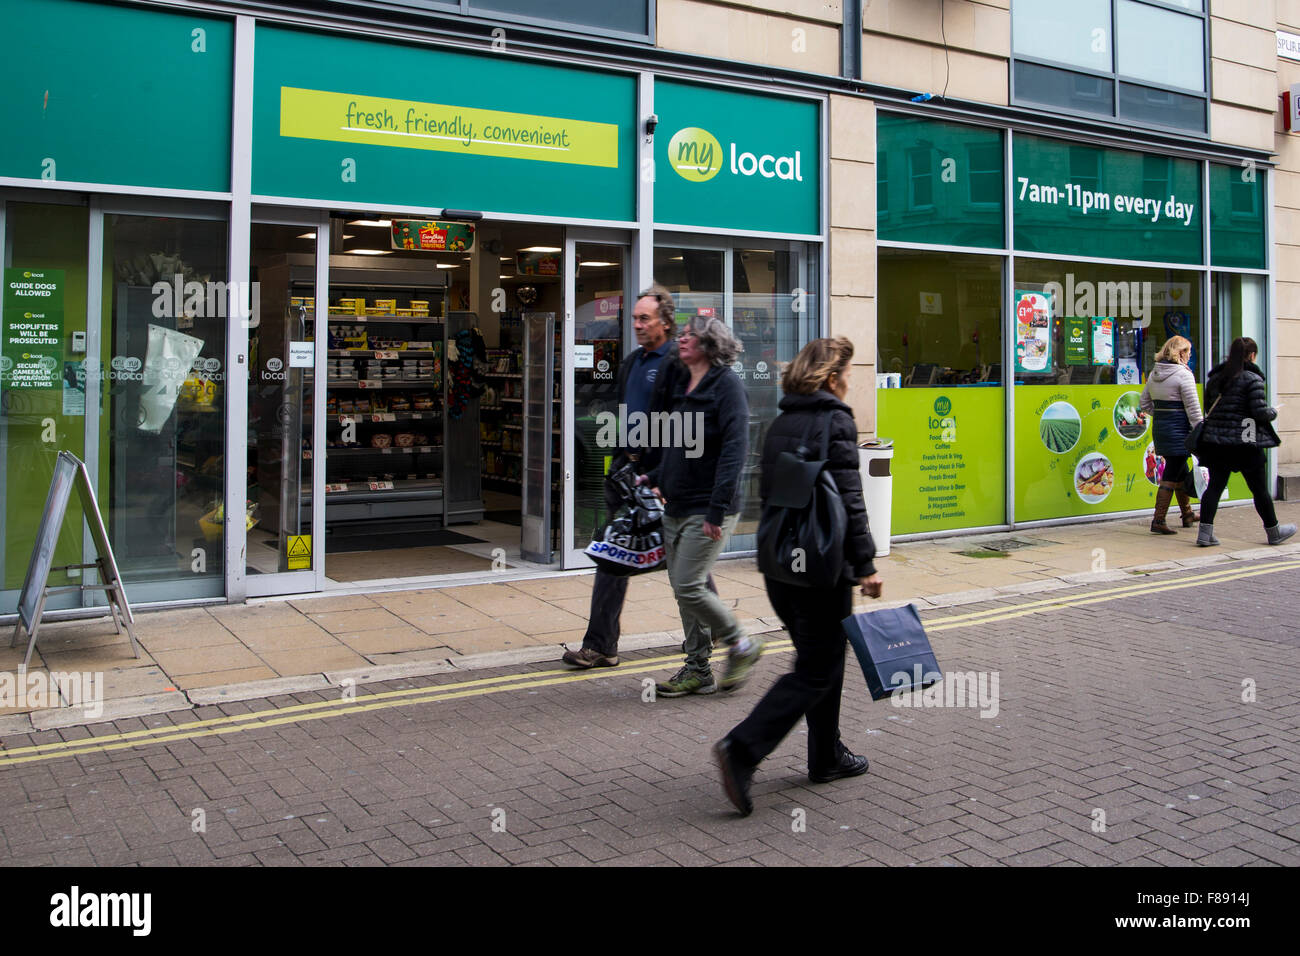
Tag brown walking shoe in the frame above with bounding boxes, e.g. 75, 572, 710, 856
561, 647, 619, 669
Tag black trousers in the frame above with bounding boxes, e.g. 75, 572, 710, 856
1198, 444, 1276, 527
581, 468, 716, 656
726, 577, 853, 773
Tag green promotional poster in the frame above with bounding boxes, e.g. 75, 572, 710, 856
878, 388, 1005, 534
2, 268, 65, 390
1015, 385, 1245, 521
1064, 320, 1089, 366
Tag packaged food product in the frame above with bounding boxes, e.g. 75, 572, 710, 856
407, 340, 433, 350
412, 393, 434, 410
390, 394, 411, 411
374, 299, 397, 312
371, 433, 392, 448
343, 333, 368, 350
394, 433, 415, 447
409, 300, 430, 314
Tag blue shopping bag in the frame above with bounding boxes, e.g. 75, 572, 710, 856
841, 604, 942, 701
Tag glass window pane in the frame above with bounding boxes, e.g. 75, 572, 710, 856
104, 214, 227, 592
876, 250, 1006, 534
469, 0, 649, 36
1, 201, 90, 613
1013, 61, 1114, 118
1211, 273, 1266, 378
1013, 258, 1203, 521
1012, 134, 1203, 265
653, 246, 723, 324
730, 247, 816, 542
1117, 82, 1206, 133
1209, 162, 1266, 269
877, 114, 1005, 248
1117, 1, 1205, 92
1013, 0, 1113, 72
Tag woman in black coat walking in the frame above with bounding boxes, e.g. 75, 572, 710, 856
1196, 336, 1295, 547
713, 337, 882, 816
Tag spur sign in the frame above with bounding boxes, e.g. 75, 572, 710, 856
655, 80, 820, 235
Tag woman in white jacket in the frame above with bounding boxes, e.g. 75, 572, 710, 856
1140, 335, 1204, 534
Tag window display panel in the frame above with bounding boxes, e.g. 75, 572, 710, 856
104, 214, 227, 592
876, 250, 1005, 533
1, 202, 90, 613
654, 246, 723, 322
1211, 273, 1266, 377
1012, 258, 1222, 522
1209, 163, 1265, 269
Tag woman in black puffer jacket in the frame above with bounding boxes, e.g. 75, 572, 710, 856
713, 337, 881, 816
1196, 336, 1295, 547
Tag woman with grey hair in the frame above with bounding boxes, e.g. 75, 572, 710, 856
641, 316, 759, 697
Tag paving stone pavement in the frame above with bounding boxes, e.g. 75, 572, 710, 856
0, 561, 1297, 866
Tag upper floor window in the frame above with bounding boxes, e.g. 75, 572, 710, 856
1011, 0, 1207, 134
283, 0, 652, 43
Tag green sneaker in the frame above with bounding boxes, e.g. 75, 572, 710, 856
655, 666, 717, 698
719, 636, 764, 692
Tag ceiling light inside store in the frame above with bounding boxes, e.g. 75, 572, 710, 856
348, 249, 391, 256
519, 246, 561, 252
669, 256, 683, 261
579, 261, 617, 268
435, 263, 459, 269
348, 219, 392, 228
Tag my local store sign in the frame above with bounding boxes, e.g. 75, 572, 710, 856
654, 81, 821, 235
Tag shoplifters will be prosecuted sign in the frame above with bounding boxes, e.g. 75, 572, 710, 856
2, 269, 64, 390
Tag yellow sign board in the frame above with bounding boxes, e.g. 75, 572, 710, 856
286, 534, 311, 571
279, 88, 619, 168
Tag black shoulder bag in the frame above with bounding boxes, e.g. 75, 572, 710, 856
757, 416, 847, 588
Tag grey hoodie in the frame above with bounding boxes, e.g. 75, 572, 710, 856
1140, 360, 1203, 426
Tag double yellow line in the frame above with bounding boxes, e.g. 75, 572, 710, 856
1, 557, 1293, 767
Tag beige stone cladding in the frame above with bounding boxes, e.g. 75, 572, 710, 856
1276, 2, 1300, 466
828, 94, 878, 440
862, 0, 1009, 105
656, 0, 841, 75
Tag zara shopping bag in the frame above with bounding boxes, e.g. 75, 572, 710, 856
841, 604, 941, 701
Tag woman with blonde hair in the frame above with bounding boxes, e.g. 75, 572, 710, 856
1140, 335, 1202, 534
713, 337, 882, 816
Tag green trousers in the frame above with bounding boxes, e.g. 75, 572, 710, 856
662, 512, 743, 674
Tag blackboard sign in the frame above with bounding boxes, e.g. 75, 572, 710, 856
11, 451, 137, 672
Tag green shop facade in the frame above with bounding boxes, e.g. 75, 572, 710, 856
875, 110, 1271, 538
0, 0, 825, 614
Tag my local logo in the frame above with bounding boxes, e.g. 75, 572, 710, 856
668, 127, 802, 183
933, 396, 952, 416
267, 358, 283, 372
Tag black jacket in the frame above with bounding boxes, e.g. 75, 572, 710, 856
646, 363, 749, 525
1202, 361, 1279, 449
614, 340, 684, 473
760, 391, 876, 580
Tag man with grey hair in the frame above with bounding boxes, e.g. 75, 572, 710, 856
564, 285, 719, 668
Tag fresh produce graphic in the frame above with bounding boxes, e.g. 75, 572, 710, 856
1074, 452, 1115, 503
1039, 401, 1081, 453
1113, 391, 1148, 440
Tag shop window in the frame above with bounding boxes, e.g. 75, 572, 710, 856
653, 247, 724, 323
103, 214, 228, 594
1, 201, 91, 614
307, 0, 652, 41
1211, 273, 1266, 380
876, 250, 1006, 534
878, 114, 1004, 249
1012, 258, 1203, 523
1011, 0, 1207, 133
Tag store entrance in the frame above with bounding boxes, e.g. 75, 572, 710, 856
245, 215, 629, 589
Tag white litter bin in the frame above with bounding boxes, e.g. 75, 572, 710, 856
858, 439, 894, 557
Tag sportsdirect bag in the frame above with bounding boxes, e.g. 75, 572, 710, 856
584, 464, 665, 576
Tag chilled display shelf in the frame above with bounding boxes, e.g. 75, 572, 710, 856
319, 315, 445, 325
310, 412, 441, 423
485, 372, 522, 379
313, 445, 442, 457
327, 349, 439, 358
326, 378, 437, 387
